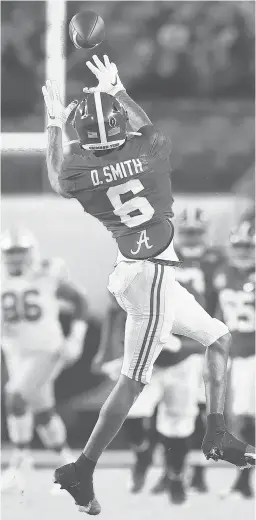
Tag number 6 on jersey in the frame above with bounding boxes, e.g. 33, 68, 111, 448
107, 179, 155, 228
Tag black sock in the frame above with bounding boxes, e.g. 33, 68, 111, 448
74, 453, 96, 480
241, 416, 255, 447
192, 405, 206, 450
124, 418, 147, 448
233, 468, 251, 489
162, 436, 190, 477
193, 465, 205, 479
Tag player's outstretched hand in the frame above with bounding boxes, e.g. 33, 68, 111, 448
202, 414, 256, 469
84, 55, 125, 96
42, 80, 78, 129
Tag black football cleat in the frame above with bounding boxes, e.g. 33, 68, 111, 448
54, 463, 101, 515
202, 428, 256, 469
232, 483, 254, 499
150, 473, 168, 495
167, 476, 187, 505
219, 483, 254, 500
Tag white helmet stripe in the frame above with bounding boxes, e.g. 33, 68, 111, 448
94, 92, 107, 144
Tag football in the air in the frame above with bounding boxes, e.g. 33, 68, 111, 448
69, 10, 105, 49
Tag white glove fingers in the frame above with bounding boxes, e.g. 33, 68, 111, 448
103, 55, 111, 68
92, 54, 106, 72
46, 79, 52, 91
51, 80, 62, 102
86, 60, 101, 77
112, 63, 118, 73
45, 80, 55, 100
42, 85, 48, 103
42, 87, 53, 114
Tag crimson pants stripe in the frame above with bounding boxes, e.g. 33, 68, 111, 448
138, 265, 164, 381
132, 264, 159, 380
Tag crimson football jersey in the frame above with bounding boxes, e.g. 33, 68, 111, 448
214, 265, 255, 358
60, 126, 174, 260
175, 247, 224, 308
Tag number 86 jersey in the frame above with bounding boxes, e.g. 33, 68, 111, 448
60, 126, 175, 260
1, 260, 64, 356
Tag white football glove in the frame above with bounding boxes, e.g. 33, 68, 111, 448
42, 80, 78, 129
83, 55, 125, 96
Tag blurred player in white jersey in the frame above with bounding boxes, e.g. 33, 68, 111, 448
214, 218, 255, 499
1, 228, 88, 492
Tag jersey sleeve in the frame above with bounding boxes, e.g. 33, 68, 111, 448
61, 152, 85, 178
41, 257, 69, 282
51, 257, 69, 282
135, 125, 172, 160
59, 147, 91, 194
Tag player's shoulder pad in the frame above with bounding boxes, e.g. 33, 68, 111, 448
61, 143, 91, 178
42, 257, 69, 282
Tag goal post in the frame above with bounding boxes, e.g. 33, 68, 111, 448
1, 0, 68, 153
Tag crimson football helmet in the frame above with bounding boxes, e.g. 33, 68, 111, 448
176, 207, 208, 257
1, 227, 40, 276
229, 220, 255, 269
70, 92, 128, 151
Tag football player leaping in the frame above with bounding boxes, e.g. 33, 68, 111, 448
42, 55, 255, 515
1, 228, 88, 493
214, 219, 255, 499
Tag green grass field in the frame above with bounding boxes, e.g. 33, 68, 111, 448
2, 463, 254, 520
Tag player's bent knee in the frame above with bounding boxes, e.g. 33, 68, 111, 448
207, 319, 230, 346
217, 331, 232, 346
119, 373, 145, 400
5, 391, 27, 416
35, 412, 67, 448
208, 329, 231, 351
34, 408, 55, 426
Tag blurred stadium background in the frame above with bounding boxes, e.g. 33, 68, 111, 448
1, 2, 255, 520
